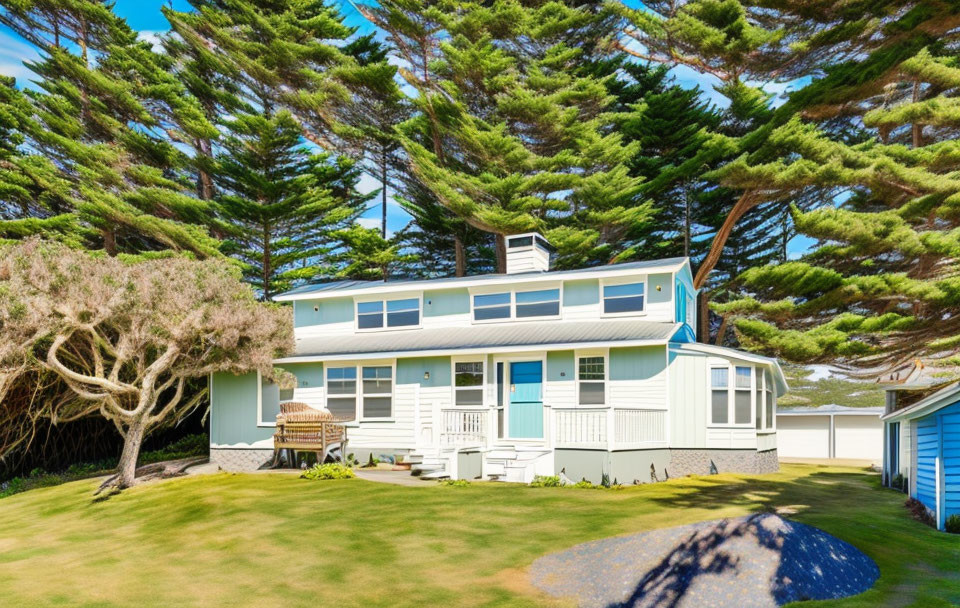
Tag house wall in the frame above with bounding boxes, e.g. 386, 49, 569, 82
291, 270, 685, 338
910, 400, 960, 527
209, 372, 276, 471
667, 349, 707, 447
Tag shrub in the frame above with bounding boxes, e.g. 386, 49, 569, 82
300, 463, 355, 481
946, 514, 960, 534
529, 475, 562, 487
440, 478, 470, 487
890, 473, 905, 492
573, 480, 600, 489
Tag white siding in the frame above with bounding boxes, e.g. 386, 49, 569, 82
667, 350, 708, 447
706, 428, 758, 449
346, 383, 418, 450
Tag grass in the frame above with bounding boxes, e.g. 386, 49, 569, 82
0, 464, 957, 607
778, 364, 887, 409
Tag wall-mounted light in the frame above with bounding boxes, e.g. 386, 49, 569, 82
560, 372, 566, 377
656, 285, 662, 291
314, 305, 319, 311
424, 371, 431, 380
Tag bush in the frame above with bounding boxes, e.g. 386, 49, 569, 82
529, 475, 562, 487
439, 478, 470, 487
890, 473, 905, 492
300, 463, 355, 481
946, 514, 960, 534
573, 480, 600, 489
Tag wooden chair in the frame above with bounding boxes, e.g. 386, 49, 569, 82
272, 402, 349, 468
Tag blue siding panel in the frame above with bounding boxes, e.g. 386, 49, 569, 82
547, 350, 574, 382
942, 406, 960, 523
396, 356, 452, 387
648, 273, 671, 304
294, 297, 354, 328
609, 346, 666, 381
562, 279, 599, 307
915, 413, 938, 511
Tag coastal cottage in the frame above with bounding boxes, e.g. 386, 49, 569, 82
209, 233, 787, 483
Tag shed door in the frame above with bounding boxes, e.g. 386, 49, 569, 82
834, 415, 883, 461
776, 415, 830, 458
508, 361, 543, 439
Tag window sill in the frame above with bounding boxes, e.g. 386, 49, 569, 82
357, 418, 396, 423
600, 311, 647, 319
257, 422, 277, 428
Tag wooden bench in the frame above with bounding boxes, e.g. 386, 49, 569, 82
272, 402, 349, 467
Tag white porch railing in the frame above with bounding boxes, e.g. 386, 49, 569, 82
554, 407, 666, 449
554, 408, 608, 448
440, 408, 487, 447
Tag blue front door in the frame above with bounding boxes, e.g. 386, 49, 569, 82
509, 361, 543, 439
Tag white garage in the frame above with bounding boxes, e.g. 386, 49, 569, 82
776, 405, 884, 464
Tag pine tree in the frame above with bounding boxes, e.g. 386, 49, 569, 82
366, 0, 651, 272
0, 0, 220, 256
215, 111, 368, 300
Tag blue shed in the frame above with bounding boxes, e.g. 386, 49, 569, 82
883, 382, 960, 530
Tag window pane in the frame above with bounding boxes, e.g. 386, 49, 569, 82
327, 397, 356, 420
516, 301, 560, 318
363, 379, 392, 394
736, 367, 751, 388
357, 313, 383, 329
357, 301, 383, 314
474, 305, 511, 320
363, 396, 392, 418
261, 381, 281, 424
578, 357, 604, 380
508, 236, 533, 248
387, 298, 418, 312
328, 368, 356, 381
474, 293, 510, 307
363, 366, 391, 379
711, 390, 728, 424
766, 395, 774, 429
388, 310, 419, 327
496, 362, 504, 407
579, 382, 605, 405
455, 362, 484, 387
710, 368, 728, 388
735, 390, 751, 424
328, 380, 356, 395
604, 296, 644, 314
455, 388, 484, 406
604, 283, 644, 298
362, 367, 392, 395
516, 289, 560, 304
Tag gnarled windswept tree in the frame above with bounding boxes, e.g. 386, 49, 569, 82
0, 239, 293, 490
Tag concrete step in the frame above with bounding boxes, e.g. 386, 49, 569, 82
420, 469, 450, 480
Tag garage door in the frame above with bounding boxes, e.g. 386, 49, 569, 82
834, 415, 883, 461
777, 415, 830, 458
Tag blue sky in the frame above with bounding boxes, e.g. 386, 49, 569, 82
0, 1, 814, 256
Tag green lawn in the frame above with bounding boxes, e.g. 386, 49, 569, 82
0, 464, 957, 607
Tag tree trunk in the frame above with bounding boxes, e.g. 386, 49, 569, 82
495, 233, 507, 274
683, 187, 691, 258
454, 234, 466, 277
693, 191, 761, 290
196, 137, 215, 201
103, 228, 117, 256
912, 80, 923, 149
116, 417, 147, 488
698, 290, 711, 344
381, 148, 389, 239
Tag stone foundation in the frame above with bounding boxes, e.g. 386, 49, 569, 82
668, 448, 779, 478
210, 448, 274, 472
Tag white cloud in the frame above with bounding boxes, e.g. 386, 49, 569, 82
356, 217, 382, 230
137, 30, 165, 53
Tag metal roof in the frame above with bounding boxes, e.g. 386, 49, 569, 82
777, 405, 884, 416
274, 257, 690, 301
279, 320, 682, 361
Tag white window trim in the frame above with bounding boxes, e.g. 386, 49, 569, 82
359, 360, 396, 422
762, 369, 777, 431
325, 364, 358, 421
575, 348, 608, 408
707, 363, 756, 429
469, 283, 563, 324
256, 370, 276, 428
451, 356, 487, 408
600, 276, 648, 318
354, 294, 423, 332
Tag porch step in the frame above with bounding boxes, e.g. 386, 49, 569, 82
420, 469, 450, 480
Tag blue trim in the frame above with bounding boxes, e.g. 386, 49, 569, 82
670, 324, 697, 343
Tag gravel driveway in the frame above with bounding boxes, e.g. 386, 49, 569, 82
529, 513, 879, 608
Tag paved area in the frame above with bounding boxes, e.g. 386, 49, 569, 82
354, 469, 431, 487
779, 457, 880, 469
529, 513, 878, 608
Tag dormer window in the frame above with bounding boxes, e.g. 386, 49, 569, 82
515, 288, 560, 318
357, 297, 420, 330
602, 281, 645, 315
474, 293, 511, 320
